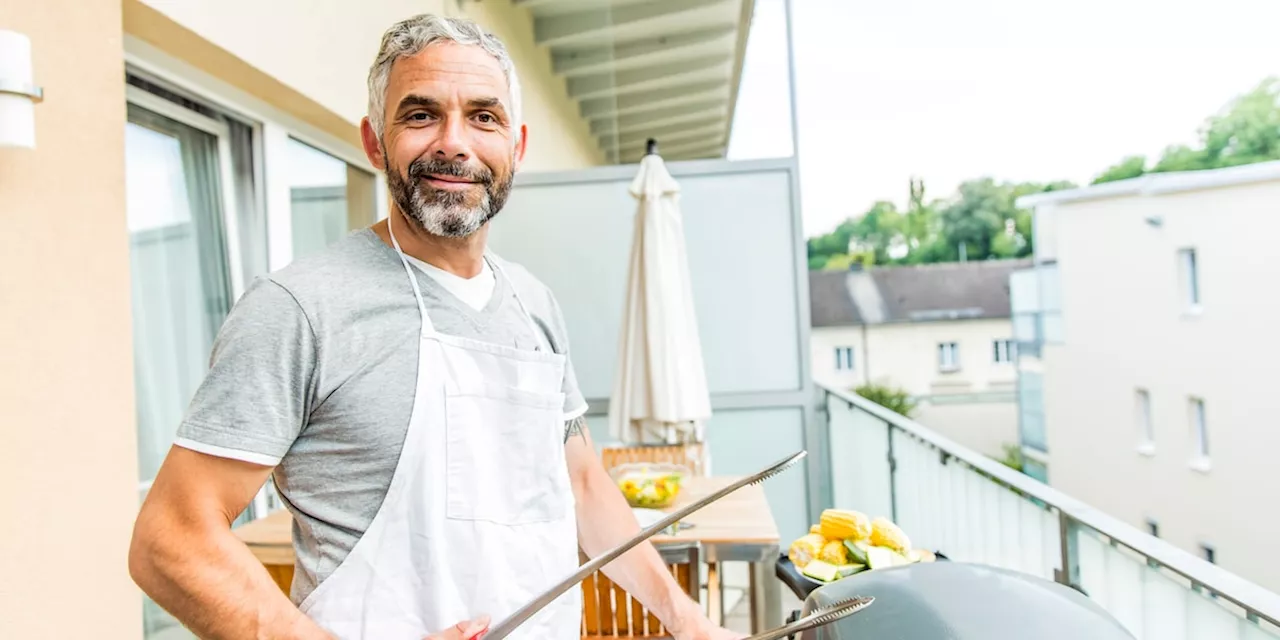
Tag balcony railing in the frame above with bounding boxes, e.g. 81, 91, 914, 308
816, 382, 1280, 639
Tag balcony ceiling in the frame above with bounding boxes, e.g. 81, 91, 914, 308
514, 0, 756, 164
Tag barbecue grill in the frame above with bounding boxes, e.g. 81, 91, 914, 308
773, 556, 1136, 639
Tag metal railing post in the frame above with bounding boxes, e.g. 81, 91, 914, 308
1056, 510, 1081, 590
887, 424, 898, 522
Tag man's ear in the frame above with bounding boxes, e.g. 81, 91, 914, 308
512, 124, 528, 173
360, 117, 386, 171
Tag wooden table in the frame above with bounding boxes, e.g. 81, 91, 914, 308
234, 475, 784, 632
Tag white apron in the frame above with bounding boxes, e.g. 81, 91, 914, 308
298, 221, 582, 639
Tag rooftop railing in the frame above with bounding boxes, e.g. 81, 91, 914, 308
817, 382, 1280, 639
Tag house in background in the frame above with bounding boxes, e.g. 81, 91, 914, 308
1014, 160, 1280, 593
809, 259, 1029, 458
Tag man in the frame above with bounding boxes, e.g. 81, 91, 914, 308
128, 13, 743, 640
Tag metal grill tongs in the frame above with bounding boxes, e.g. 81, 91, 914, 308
483, 450, 808, 640
742, 596, 875, 640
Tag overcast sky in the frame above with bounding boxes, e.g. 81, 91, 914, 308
728, 0, 1280, 236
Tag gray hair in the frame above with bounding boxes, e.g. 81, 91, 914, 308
367, 14, 523, 143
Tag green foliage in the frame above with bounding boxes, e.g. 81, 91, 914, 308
997, 444, 1025, 473
1092, 155, 1148, 185
853, 382, 918, 418
821, 251, 874, 271
809, 76, 1280, 268
1094, 76, 1280, 184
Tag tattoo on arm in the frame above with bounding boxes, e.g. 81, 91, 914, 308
564, 416, 588, 444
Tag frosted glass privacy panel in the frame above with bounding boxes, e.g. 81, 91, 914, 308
703, 407, 807, 544
491, 159, 804, 400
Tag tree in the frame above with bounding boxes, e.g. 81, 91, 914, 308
937, 178, 1010, 260
1092, 155, 1148, 184
853, 382, 918, 418
1200, 76, 1280, 168
850, 201, 906, 265
805, 76, 1277, 269
1094, 76, 1280, 184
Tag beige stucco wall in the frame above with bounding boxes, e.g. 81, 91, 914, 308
135, 0, 603, 171
812, 319, 1019, 457
1040, 179, 1280, 591
0, 1, 142, 638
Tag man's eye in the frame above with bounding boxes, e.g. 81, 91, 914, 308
409, 112, 431, 122
476, 113, 496, 124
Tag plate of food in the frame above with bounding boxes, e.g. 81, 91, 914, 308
609, 462, 687, 509
790, 509, 937, 584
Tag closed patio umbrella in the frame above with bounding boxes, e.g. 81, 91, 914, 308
607, 141, 712, 454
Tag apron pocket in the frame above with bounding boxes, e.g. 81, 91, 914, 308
445, 383, 569, 524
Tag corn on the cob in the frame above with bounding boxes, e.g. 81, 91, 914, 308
819, 509, 872, 541
869, 517, 911, 553
787, 533, 826, 568
819, 540, 850, 565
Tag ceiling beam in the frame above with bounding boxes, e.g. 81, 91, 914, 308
578, 80, 729, 120
620, 140, 726, 163
567, 55, 731, 100
552, 25, 737, 77
590, 99, 727, 136
602, 121, 725, 152
534, 0, 730, 47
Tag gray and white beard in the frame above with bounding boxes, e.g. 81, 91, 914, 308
387, 155, 513, 238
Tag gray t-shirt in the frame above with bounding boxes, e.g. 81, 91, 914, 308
174, 228, 587, 603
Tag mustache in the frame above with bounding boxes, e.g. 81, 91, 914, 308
407, 157, 494, 185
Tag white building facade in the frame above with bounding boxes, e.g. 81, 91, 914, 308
1015, 161, 1280, 592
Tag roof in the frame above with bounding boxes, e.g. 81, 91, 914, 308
809, 259, 1032, 328
1016, 159, 1280, 209
514, 0, 756, 164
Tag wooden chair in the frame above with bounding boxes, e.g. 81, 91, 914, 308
601, 442, 708, 477
599, 442, 724, 626
580, 543, 700, 639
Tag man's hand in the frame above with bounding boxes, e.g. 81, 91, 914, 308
423, 615, 490, 639
563, 419, 747, 640
667, 600, 747, 640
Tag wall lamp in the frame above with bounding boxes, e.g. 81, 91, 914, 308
0, 29, 44, 149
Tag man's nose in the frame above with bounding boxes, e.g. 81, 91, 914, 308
432, 116, 471, 161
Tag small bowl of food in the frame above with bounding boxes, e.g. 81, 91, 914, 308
609, 462, 688, 509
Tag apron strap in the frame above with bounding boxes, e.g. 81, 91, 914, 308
388, 215, 436, 334
487, 253, 550, 353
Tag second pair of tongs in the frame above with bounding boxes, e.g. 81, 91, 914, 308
483, 450, 808, 639
744, 596, 875, 640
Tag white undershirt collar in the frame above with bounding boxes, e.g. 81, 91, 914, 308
401, 254, 496, 312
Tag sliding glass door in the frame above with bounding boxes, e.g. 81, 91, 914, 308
125, 92, 243, 640
126, 103, 235, 497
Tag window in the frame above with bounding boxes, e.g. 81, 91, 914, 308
287, 138, 377, 260
1146, 519, 1160, 538
1178, 248, 1200, 310
993, 339, 1017, 363
1135, 389, 1154, 453
1022, 458, 1048, 483
834, 346, 855, 371
1201, 543, 1216, 564
1190, 397, 1209, 464
938, 342, 960, 371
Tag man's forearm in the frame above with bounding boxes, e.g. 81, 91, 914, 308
572, 460, 699, 629
129, 509, 332, 640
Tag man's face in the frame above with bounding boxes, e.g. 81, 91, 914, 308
365, 42, 526, 238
